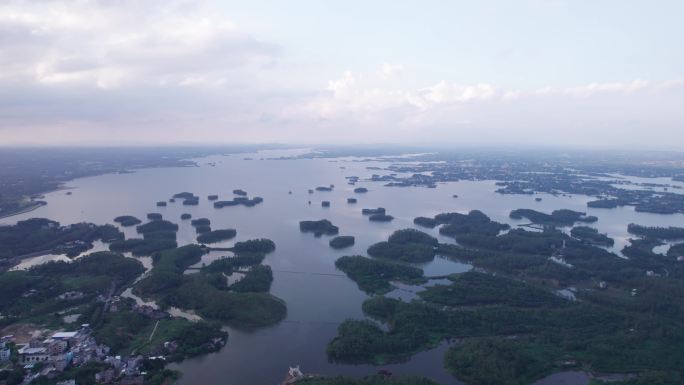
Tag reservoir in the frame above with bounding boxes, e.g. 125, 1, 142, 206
4, 149, 684, 385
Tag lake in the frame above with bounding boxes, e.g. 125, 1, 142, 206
3, 148, 684, 385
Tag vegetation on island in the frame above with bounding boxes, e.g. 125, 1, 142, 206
0, 251, 143, 327
233, 189, 247, 196
195, 225, 212, 234
191, 218, 211, 227
90, 297, 226, 360
335, 255, 424, 294
196, 229, 237, 244
347, 198, 357, 204
413, 216, 437, 228
113, 215, 142, 227
367, 229, 437, 263
362, 207, 385, 215
369, 214, 394, 222
571, 226, 614, 246
147, 213, 163, 221
214, 196, 264, 208
109, 238, 177, 256
134, 243, 286, 327
180, 213, 192, 220
328, 207, 684, 385
172, 192, 195, 199
509, 208, 598, 226
0, 218, 124, 266
354, 187, 368, 193
299, 219, 339, 237
329, 236, 355, 249
156, 201, 167, 207
627, 224, 684, 240
231, 238, 276, 253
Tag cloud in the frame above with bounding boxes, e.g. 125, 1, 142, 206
0, 1, 682, 148
0, 0, 277, 89
377, 63, 404, 80
275, 71, 684, 147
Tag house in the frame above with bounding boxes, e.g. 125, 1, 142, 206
18, 345, 48, 363
0, 342, 11, 361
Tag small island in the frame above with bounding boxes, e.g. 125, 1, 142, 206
197, 229, 237, 244
191, 218, 211, 227
214, 196, 264, 208
114, 215, 142, 227
180, 213, 192, 220
335, 255, 425, 294
156, 201, 167, 207
233, 189, 248, 196
413, 216, 437, 228
147, 213, 163, 221
329, 235, 355, 249
207, 194, 219, 201
509, 208, 598, 226
299, 219, 339, 237
362, 207, 385, 215
347, 198, 357, 204
367, 229, 437, 263
322, 201, 330, 207
369, 214, 394, 222
354, 187, 368, 193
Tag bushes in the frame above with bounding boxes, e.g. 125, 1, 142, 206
196, 229, 237, 244
329, 236, 355, 249
335, 255, 424, 294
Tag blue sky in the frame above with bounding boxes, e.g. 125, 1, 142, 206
0, 0, 683, 147
218, 0, 684, 88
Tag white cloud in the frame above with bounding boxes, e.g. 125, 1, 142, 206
0, 2, 682, 148
377, 63, 404, 80
0, 0, 276, 88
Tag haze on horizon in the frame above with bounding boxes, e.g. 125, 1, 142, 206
0, 0, 683, 149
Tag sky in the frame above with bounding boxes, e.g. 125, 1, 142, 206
0, 0, 683, 148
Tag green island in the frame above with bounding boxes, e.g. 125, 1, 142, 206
191, 217, 211, 227
627, 224, 684, 240
299, 219, 339, 237
113, 215, 142, 227
196, 229, 237, 244
134, 243, 286, 327
369, 213, 394, 222
0, 218, 124, 266
367, 229, 438, 263
329, 236, 355, 249
328, 208, 684, 385
413, 216, 437, 228
509, 208, 598, 226
214, 196, 264, 208
335, 255, 425, 294
570, 226, 615, 247
362, 207, 386, 215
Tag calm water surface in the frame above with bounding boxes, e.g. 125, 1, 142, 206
3, 149, 683, 385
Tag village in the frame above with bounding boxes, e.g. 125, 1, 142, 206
0, 322, 165, 385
